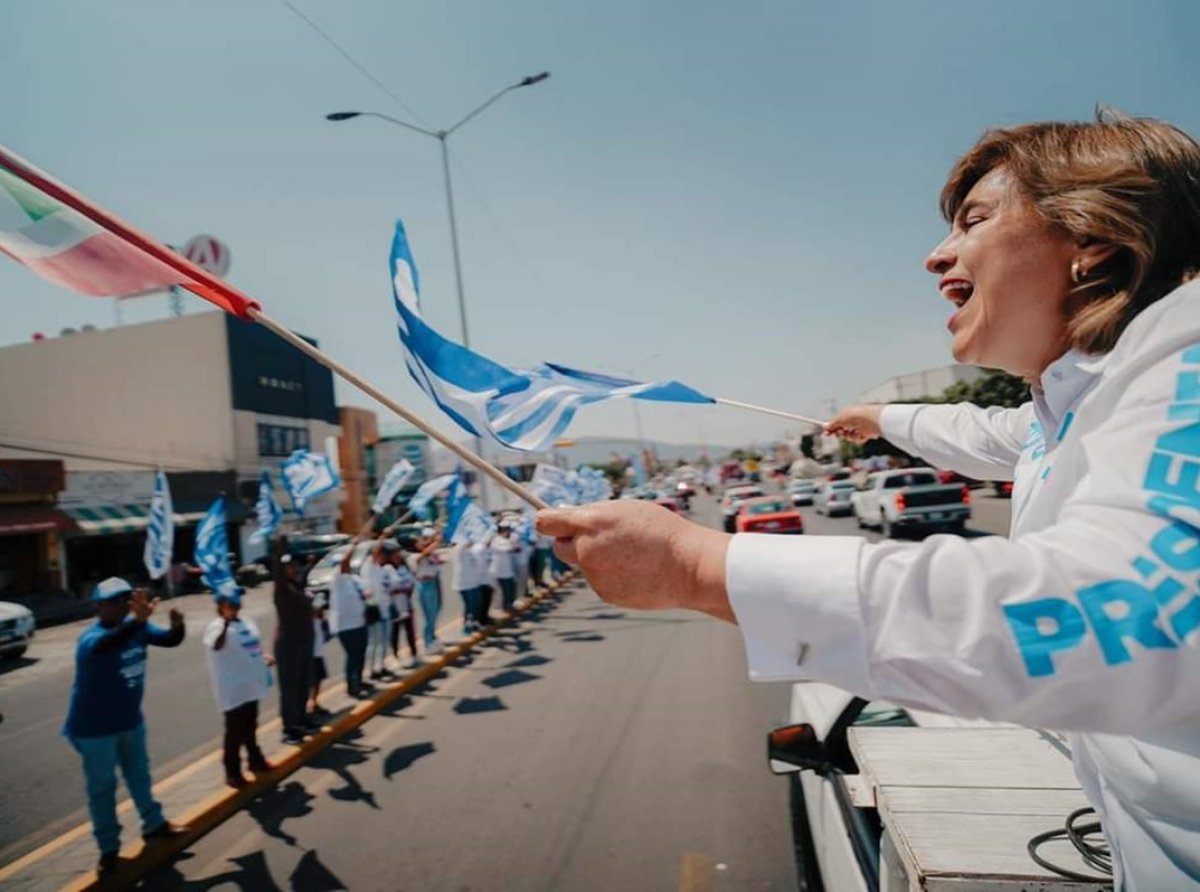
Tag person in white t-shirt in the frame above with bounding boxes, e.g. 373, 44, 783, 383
489, 528, 518, 612
411, 528, 445, 654
308, 593, 331, 717
387, 544, 419, 667
361, 541, 395, 679
203, 590, 273, 788
328, 544, 369, 697
452, 540, 487, 636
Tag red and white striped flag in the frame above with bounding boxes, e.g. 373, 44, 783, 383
0, 146, 257, 318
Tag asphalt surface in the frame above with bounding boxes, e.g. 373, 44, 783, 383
0, 486, 1013, 889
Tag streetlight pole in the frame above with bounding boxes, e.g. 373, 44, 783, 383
327, 71, 550, 509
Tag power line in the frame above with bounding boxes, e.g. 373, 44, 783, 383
281, 0, 431, 128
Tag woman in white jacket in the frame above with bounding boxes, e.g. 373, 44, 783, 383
537, 111, 1200, 889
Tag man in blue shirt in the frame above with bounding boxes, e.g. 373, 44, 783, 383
62, 578, 188, 875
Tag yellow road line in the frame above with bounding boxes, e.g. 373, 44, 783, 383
47, 579, 571, 892
678, 851, 715, 892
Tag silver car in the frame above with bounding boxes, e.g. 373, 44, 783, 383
813, 481, 856, 517
0, 601, 36, 659
787, 479, 817, 506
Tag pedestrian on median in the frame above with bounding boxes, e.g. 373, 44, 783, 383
388, 542, 420, 667
309, 593, 331, 716
537, 112, 1200, 888
62, 578, 188, 876
489, 526, 518, 613
451, 539, 485, 637
360, 540, 393, 680
203, 589, 273, 789
328, 542, 369, 698
272, 547, 316, 744
411, 527, 445, 655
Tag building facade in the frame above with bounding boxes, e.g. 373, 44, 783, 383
0, 313, 341, 594
857, 364, 985, 404
337, 407, 378, 535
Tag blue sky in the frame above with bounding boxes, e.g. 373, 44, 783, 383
3, 0, 1198, 450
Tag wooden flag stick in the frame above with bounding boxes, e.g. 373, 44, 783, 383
248, 308, 550, 512
714, 397, 827, 429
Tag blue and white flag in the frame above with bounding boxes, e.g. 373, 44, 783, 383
250, 471, 284, 543
391, 220, 715, 452
195, 496, 237, 598
372, 459, 416, 515
406, 472, 456, 520
577, 466, 613, 502
142, 469, 174, 580
529, 463, 578, 507
443, 476, 494, 545
281, 450, 340, 514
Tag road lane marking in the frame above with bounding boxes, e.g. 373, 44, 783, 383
678, 851, 715, 892
0, 610, 492, 881
6, 582, 572, 890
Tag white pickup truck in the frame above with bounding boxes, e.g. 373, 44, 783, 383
767, 683, 1111, 890
850, 468, 971, 537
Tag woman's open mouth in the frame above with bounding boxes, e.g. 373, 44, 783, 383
940, 279, 974, 331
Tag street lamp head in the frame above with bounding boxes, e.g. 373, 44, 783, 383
325, 111, 362, 122
519, 71, 550, 87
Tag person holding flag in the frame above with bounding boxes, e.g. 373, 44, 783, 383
361, 539, 396, 680
272, 548, 317, 743
62, 580, 187, 876
203, 588, 273, 789
410, 528, 445, 655
328, 540, 369, 698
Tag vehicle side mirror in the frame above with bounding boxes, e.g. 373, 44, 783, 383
767, 723, 836, 774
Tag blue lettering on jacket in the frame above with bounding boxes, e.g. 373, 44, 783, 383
1004, 345, 1200, 676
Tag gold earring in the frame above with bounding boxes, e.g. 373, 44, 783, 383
1071, 259, 1087, 284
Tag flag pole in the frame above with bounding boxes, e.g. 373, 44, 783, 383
247, 307, 550, 512
714, 397, 826, 429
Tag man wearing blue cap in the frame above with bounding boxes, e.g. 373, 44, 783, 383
204, 587, 273, 788
62, 577, 187, 876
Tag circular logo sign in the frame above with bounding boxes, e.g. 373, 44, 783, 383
181, 235, 231, 278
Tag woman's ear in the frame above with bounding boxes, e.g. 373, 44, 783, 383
1073, 238, 1122, 277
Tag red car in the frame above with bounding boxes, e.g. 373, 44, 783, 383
736, 496, 805, 535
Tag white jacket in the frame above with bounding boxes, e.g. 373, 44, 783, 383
728, 280, 1200, 890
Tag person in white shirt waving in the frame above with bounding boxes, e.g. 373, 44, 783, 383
203, 589, 273, 788
537, 111, 1200, 890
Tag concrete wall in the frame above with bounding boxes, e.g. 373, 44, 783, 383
0, 314, 235, 471
858, 364, 985, 404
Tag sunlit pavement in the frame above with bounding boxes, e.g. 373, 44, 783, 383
0, 489, 1011, 890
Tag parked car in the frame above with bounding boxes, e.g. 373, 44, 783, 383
288, 533, 351, 563
735, 496, 804, 535
852, 468, 971, 536
720, 483, 766, 532
813, 480, 856, 517
787, 478, 817, 506
0, 601, 36, 659
304, 540, 374, 603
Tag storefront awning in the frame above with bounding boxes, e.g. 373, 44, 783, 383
64, 505, 208, 536
0, 505, 76, 536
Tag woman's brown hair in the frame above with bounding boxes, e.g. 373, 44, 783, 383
940, 109, 1200, 353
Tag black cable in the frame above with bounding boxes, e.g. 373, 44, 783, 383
1027, 807, 1113, 883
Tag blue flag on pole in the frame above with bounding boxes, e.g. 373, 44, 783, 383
390, 220, 715, 452
406, 472, 456, 521
372, 459, 416, 515
195, 496, 236, 597
281, 450, 340, 514
443, 476, 494, 545
250, 471, 283, 543
143, 469, 174, 580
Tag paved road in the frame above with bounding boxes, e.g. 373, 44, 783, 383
0, 569, 470, 864
0, 487, 1012, 887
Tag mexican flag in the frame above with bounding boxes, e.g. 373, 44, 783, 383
0, 145, 256, 317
